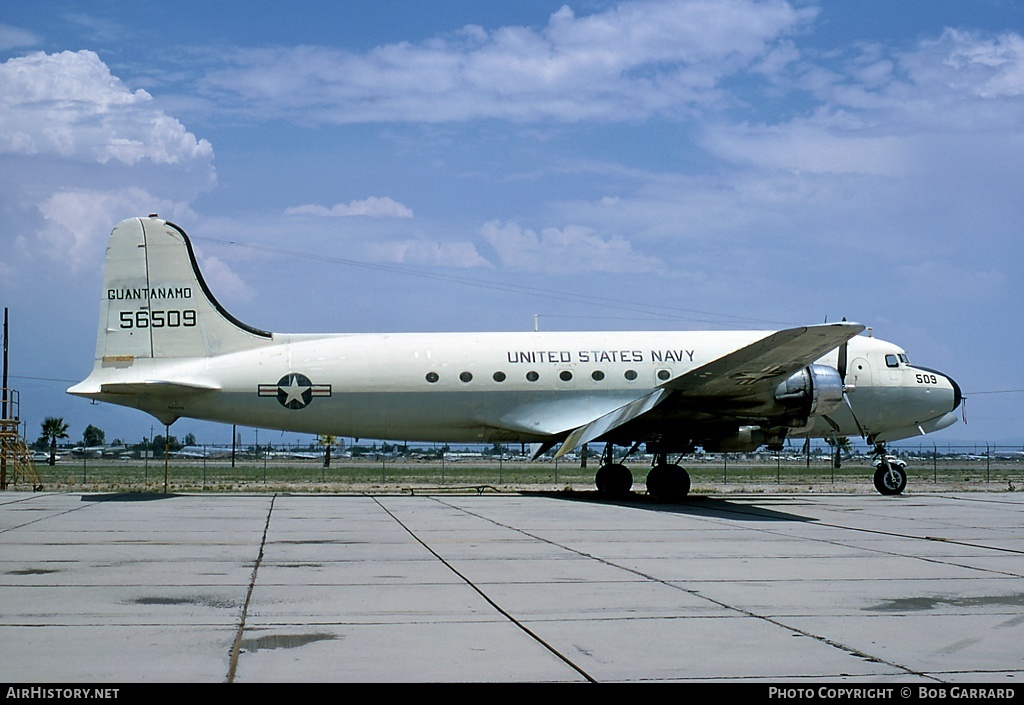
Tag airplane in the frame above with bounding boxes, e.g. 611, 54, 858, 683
69, 445, 108, 459
172, 445, 235, 459
68, 216, 963, 498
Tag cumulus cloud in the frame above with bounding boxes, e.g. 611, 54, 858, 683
481, 220, 663, 274
0, 50, 214, 166
285, 196, 414, 218
360, 239, 491, 268
693, 26, 1024, 181
29, 188, 194, 271
0, 50, 217, 274
199, 0, 816, 123
191, 252, 257, 304
0, 23, 39, 51
919, 28, 1024, 99
701, 123, 911, 175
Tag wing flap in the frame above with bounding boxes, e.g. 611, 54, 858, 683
553, 388, 671, 459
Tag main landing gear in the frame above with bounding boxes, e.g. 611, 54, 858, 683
872, 443, 908, 496
594, 443, 633, 498
645, 455, 691, 502
594, 444, 691, 501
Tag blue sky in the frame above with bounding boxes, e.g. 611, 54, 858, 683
1, 0, 1021, 449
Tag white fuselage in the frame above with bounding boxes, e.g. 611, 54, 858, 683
79, 329, 959, 446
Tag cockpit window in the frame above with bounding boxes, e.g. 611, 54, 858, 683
885, 354, 899, 368
899, 353, 910, 364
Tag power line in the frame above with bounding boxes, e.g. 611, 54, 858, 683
10, 375, 79, 385
192, 235, 789, 329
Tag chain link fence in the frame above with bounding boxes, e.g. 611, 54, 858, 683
14, 442, 1023, 493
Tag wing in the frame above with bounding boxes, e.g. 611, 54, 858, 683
552, 322, 863, 458
662, 322, 864, 398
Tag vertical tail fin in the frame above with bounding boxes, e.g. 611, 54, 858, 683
96, 216, 273, 361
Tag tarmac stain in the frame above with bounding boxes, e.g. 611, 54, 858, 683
240, 632, 337, 652
865, 593, 1024, 612
132, 595, 236, 609
8, 568, 59, 575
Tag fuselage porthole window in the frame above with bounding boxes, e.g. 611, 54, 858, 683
460, 371, 473, 383
624, 369, 638, 381
591, 370, 605, 381
493, 371, 506, 383
559, 370, 573, 382
526, 371, 539, 382
657, 369, 671, 381
425, 372, 439, 383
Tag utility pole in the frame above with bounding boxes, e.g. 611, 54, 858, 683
1, 308, 7, 490
164, 423, 170, 493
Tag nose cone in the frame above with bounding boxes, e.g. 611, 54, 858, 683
873, 364, 962, 444
947, 372, 963, 412
913, 366, 962, 416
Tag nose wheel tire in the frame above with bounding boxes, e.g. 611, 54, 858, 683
873, 464, 907, 495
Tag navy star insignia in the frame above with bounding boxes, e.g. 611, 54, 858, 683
258, 373, 332, 409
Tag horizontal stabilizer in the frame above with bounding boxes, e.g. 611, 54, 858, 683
96, 380, 220, 396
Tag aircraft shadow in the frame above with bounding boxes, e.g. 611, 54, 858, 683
518, 489, 817, 522
73, 489, 812, 520
80, 492, 182, 502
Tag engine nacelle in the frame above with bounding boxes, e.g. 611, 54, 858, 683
702, 425, 764, 453
774, 364, 844, 418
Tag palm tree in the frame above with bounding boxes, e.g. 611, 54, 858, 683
319, 434, 337, 468
40, 417, 69, 466
826, 435, 852, 469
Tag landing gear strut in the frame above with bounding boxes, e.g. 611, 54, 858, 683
872, 443, 908, 496
645, 453, 690, 501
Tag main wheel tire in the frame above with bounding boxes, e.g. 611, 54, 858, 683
646, 464, 691, 501
596, 463, 633, 498
873, 464, 907, 495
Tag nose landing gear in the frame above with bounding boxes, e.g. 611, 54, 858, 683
872, 444, 908, 495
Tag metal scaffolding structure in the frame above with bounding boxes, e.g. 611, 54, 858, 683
0, 388, 41, 490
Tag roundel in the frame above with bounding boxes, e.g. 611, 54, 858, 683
277, 373, 314, 409
258, 373, 332, 410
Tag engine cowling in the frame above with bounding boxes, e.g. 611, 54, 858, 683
773, 364, 844, 418
701, 426, 763, 452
